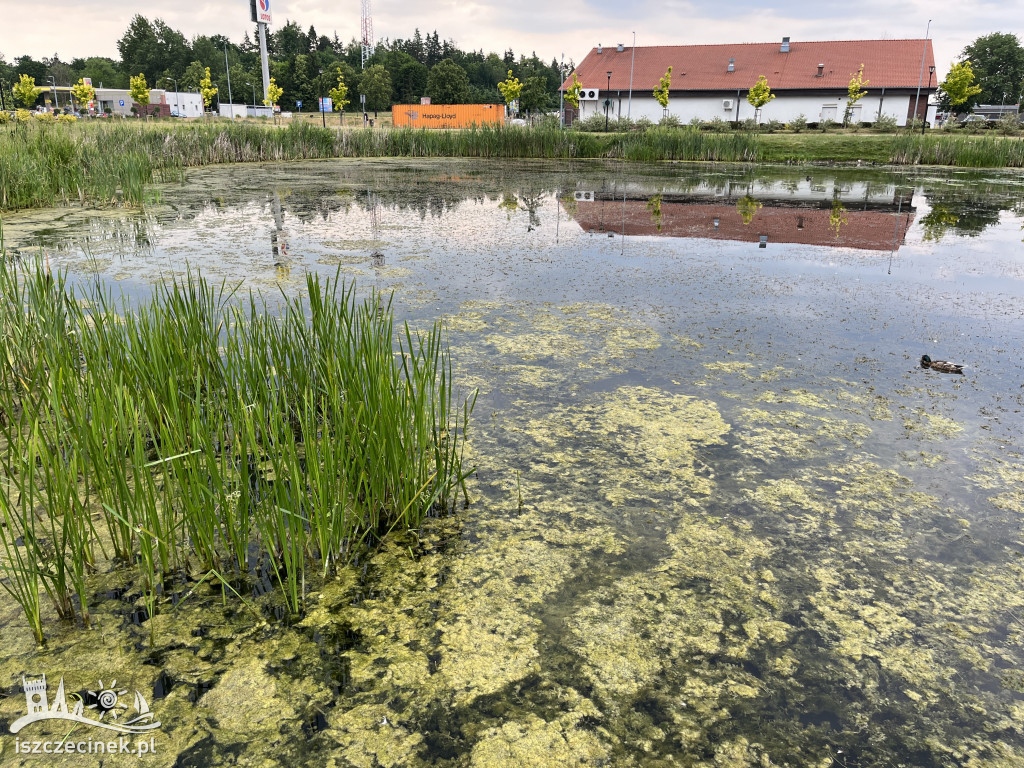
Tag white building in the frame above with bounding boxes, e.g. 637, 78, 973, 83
152, 90, 204, 117
565, 38, 938, 127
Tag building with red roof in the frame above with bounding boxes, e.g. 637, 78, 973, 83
564, 38, 937, 127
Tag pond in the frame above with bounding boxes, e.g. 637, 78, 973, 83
2, 158, 1024, 767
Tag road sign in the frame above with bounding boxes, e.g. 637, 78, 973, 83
319, 97, 332, 112
119, 99, 125, 107
296, 100, 302, 108
360, 94, 366, 104
257, 0, 272, 25
83, 77, 92, 87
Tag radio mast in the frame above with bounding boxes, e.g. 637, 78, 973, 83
360, 0, 374, 69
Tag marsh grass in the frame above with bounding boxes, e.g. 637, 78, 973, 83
0, 257, 475, 639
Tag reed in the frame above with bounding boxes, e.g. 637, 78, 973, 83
0, 256, 475, 638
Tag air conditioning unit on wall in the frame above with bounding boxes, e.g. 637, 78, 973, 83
579, 88, 599, 101
574, 191, 594, 202
723, 99, 734, 110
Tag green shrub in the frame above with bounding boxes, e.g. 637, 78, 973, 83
873, 114, 898, 133
738, 117, 758, 131
787, 114, 807, 133
819, 119, 837, 133
657, 114, 680, 128
996, 113, 1021, 135
702, 117, 731, 133
763, 119, 784, 133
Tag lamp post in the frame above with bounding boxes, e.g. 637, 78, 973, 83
47, 75, 58, 111
318, 68, 326, 128
247, 82, 256, 113
171, 77, 178, 116
605, 70, 612, 132
922, 66, 935, 135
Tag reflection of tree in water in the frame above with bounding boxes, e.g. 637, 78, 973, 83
829, 197, 848, 238
920, 196, 1004, 242
647, 194, 663, 231
736, 195, 762, 225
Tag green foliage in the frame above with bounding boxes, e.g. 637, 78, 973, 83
359, 64, 393, 111
70, 78, 96, 110
873, 113, 898, 133
844, 64, 869, 125
961, 32, 1024, 106
264, 77, 283, 107
199, 67, 218, 109
939, 61, 983, 114
653, 66, 672, 109
426, 58, 470, 104
995, 112, 1021, 135
497, 69, 522, 106
12, 73, 40, 109
328, 68, 350, 112
787, 114, 807, 133
129, 73, 150, 108
564, 72, 582, 108
746, 74, 776, 113
519, 76, 549, 114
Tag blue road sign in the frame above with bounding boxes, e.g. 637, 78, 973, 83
119, 100, 125, 107
296, 100, 302, 108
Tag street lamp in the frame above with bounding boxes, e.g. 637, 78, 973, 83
47, 75, 58, 111
605, 70, 612, 132
318, 68, 326, 128
247, 82, 256, 113
171, 77, 178, 116
922, 65, 935, 134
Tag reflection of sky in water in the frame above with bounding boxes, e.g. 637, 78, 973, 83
5, 159, 1024, 763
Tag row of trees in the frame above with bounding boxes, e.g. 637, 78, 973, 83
0, 16, 569, 114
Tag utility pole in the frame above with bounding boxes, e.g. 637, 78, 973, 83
224, 42, 233, 112
912, 19, 931, 125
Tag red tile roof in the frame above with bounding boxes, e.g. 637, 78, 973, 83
565, 39, 935, 92
572, 200, 915, 251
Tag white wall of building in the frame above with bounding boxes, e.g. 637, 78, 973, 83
219, 104, 248, 119
158, 91, 204, 117
577, 92, 920, 126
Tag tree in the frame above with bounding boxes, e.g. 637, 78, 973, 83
497, 69, 522, 112
938, 61, 983, 115
654, 66, 672, 112
746, 74, 775, 122
359, 64, 392, 112
264, 77, 283, 108
129, 73, 151, 114
117, 15, 160, 81
12, 74, 40, 108
962, 32, 1024, 106
328, 67, 350, 113
564, 72, 582, 108
843, 65, 868, 125
70, 78, 96, 112
426, 58, 470, 104
199, 67, 218, 110
519, 76, 548, 114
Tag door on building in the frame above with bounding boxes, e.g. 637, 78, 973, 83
820, 104, 838, 122
848, 104, 862, 124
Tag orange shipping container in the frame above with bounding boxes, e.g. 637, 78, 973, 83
391, 104, 503, 129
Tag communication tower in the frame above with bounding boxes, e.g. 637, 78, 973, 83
361, 0, 374, 69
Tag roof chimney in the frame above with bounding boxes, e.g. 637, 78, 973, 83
597, 44, 602, 54
728, 57, 735, 73
816, 63, 824, 77
781, 37, 790, 53
616, 43, 624, 52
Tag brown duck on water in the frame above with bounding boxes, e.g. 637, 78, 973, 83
920, 355, 964, 374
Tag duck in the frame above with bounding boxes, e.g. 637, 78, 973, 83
920, 355, 964, 374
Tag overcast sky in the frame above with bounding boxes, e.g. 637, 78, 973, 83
0, 0, 1015, 78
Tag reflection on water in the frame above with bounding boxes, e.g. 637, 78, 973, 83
3, 159, 1024, 766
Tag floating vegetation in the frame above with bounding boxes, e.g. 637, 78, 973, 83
0, 259, 475, 641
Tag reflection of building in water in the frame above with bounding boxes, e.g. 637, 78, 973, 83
270, 192, 289, 271
571, 189, 915, 251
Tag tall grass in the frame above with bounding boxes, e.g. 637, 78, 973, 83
0, 257, 475, 638
889, 134, 1024, 167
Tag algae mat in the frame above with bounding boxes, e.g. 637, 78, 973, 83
2, 159, 1024, 766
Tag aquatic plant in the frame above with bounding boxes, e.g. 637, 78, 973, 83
0, 258, 475, 637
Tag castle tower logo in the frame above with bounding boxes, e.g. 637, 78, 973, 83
11, 675, 161, 735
